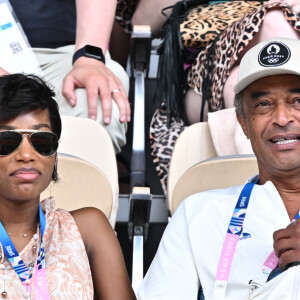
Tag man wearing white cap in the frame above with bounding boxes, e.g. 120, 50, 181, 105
138, 37, 300, 300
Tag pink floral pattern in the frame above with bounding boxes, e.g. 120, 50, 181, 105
0, 198, 93, 299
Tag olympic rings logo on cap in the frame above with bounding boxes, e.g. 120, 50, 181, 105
258, 41, 291, 67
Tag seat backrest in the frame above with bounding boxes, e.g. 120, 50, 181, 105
56, 116, 118, 226
167, 122, 217, 208
170, 155, 258, 214
41, 154, 113, 222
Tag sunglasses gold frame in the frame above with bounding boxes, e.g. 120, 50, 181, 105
0, 129, 59, 157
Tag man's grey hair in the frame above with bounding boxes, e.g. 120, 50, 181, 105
234, 91, 245, 119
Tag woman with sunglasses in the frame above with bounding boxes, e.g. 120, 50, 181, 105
0, 73, 136, 299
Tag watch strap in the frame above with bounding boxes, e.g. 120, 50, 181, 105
72, 45, 105, 65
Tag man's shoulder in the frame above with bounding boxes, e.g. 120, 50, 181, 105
185, 184, 244, 204
182, 184, 245, 220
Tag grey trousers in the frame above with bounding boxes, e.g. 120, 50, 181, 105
34, 45, 129, 153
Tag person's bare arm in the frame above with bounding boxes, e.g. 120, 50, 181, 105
71, 208, 136, 300
131, 0, 177, 37
62, 0, 130, 124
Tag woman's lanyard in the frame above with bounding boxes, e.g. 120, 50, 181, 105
212, 178, 300, 300
0, 204, 50, 299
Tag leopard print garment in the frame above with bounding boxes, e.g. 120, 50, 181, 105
181, 1, 265, 49
115, 0, 138, 33
150, 103, 185, 194
187, 1, 300, 112
151, 2, 300, 195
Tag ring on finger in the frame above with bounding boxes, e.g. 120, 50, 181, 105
111, 88, 121, 95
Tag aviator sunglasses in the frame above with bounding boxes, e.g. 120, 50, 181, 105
0, 130, 59, 157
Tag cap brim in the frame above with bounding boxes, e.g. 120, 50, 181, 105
234, 68, 300, 94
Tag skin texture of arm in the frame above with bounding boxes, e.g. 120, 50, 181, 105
62, 0, 131, 124
71, 208, 136, 300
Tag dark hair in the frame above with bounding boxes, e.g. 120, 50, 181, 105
0, 73, 61, 181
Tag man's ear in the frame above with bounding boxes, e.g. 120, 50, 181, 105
236, 111, 249, 139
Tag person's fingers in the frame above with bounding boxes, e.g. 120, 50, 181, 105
126, 101, 131, 122
273, 221, 300, 258
273, 227, 291, 241
85, 80, 101, 120
100, 93, 113, 124
120, 87, 131, 122
111, 82, 131, 122
110, 77, 131, 122
286, 219, 300, 228
62, 61, 130, 123
273, 228, 292, 258
278, 249, 300, 268
62, 76, 77, 107
112, 89, 128, 122
273, 236, 294, 259
96, 77, 112, 124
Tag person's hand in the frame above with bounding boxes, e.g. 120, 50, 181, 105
0, 67, 9, 75
273, 219, 300, 268
62, 57, 130, 124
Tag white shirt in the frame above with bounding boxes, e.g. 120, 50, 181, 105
138, 181, 291, 300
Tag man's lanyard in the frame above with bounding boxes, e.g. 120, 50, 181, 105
212, 178, 258, 299
0, 204, 50, 299
213, 179, 300, 299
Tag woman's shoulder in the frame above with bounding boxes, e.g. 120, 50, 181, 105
70, 207, 110, 231
70, 206, 107, 220
70, 207, 115, 254
70, 209, 136, 299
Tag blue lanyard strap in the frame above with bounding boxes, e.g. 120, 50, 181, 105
0, 204, 46, 282
213, 177, 259, 299
227, 177, 259, 236
294, 211, 300, 221
39, 204, 46, 237
214, 177, 300, 299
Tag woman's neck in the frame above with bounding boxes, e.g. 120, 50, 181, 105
0, 198, 39, 233
0, 198, 40, 253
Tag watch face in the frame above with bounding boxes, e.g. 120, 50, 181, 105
85, 45, 103, 58
72, 45, 105, 65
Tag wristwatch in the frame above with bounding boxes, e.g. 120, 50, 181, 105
72, 45, 105, 65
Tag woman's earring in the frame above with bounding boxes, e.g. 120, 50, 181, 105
49, 182, 52, 198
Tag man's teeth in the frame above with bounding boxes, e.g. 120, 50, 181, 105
274, 139, 298, 145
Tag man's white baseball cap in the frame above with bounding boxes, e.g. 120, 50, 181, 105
234, 37, 300, 94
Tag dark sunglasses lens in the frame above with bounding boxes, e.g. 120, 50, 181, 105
31, 132, 58, 156
0, 132, 22, 156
